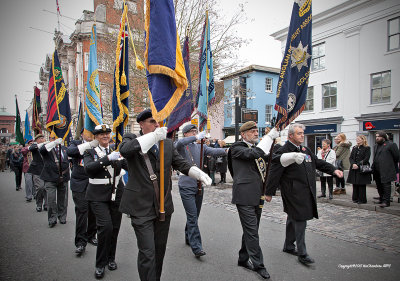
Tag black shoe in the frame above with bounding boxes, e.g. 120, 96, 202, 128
328, 195, 333, 200
283, 248, 298, 256
298, 254, 315, 265
185, 238, 190, 246
373, 196, 380, 200
194, 250, 206, 257
374, 201, 383, 204
43, 207, 48, 211
317, 195, 326, 198
88, 237, 98, 246
379, 203, 390, 208
75, 245, 85, 255
352, 200, 358, 203
49, 222, 57, 228
358, 202, 367, 204
256, 268, 270, 279
108, 261, 117, 271
94, 267, 105, 279
26, 198, 32, 202
238, 260, 254, 271
36, 207, 42, 212
59, 220, 66, 224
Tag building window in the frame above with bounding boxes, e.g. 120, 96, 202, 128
311, 43, 325, 71
388, 17, 400, 51
125, 125, 131, 134
304, 86, 314, 111
371, 71, 391, 104
265, 105, 272, 124
265, 77, 273, 93
322, 82, 337, 110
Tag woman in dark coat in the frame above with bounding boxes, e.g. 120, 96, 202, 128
10, 146, 24, 190
347, 135, 372, 204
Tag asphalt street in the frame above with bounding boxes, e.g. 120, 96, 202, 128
0, 170, 399, 281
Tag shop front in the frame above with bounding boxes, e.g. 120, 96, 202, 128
304, 124, 337, 154
360, 116, 400, 148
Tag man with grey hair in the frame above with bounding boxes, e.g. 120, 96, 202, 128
265, 123, 343, 265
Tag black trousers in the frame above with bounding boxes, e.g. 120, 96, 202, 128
320, 176, 333, 196
236, 205, 265, 270
131, 215, 171, 281
335, 176, 345, 189
284, 216, 307, 256
352, 184, 367, 203
375, 178, 391, 206
14, 167, 23, 188
72, 191, 97, 247
90, 201, 122, 268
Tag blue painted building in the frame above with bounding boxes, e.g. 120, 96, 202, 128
221, 65, 280, 138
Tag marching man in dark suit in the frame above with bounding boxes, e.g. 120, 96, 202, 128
29, 134, 47, 212
265, 123, 343, 265
228, 121, 279, 279
82, 124, 127, 279
39, 132, 70, 227
119, 109, 211, 281
67, 129, 98, 256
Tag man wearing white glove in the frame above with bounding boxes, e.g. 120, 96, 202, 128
228, 121, 273, 280
119, 109, 200, 281
265, 123, 343, 266
175, 124, 225, 257
39, 131, 70, 227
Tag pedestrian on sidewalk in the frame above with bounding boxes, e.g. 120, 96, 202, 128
10, 145, 23, 190
372, 131, 399, 208
333, 133, 352, 195
346, 135, 371, 204
317, 139, 336, 199
216, 140, 228, 184
265, 123, 343, 267
21, 139, 34, 202
228, 121, 279, 279
0, 145, 7, 172
29, 135, 47, 212
175, 124, 226, 258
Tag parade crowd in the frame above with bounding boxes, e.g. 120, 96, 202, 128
0, 110, 399, 281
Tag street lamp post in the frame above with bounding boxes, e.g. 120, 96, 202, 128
234, 95, 240, 142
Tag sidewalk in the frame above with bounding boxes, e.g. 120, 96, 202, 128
213, 171, 400, 217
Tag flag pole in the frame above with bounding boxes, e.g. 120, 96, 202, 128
159, 122, 165, 221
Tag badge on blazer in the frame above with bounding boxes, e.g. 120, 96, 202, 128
304, 154, 312, 162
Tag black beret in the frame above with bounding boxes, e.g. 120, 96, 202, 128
240, 121, 257, 133
182, 124, 197, 134
137, 109, 152, 122
93, 124, 111, 135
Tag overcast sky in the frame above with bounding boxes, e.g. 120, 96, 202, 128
0, 0, 345, 115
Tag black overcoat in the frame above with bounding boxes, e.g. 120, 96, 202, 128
67, 140, 89, 193
39, 145, 70, 183
83, 147, 127, 202
119, 133, 192, 218
372, 141, 400, 183
346, 145, 372, 185
27, 143, 44, 175
228, 141, 268, 206
265, 141, 336, 221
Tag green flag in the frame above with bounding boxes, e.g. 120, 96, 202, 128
15, 97, 24, 145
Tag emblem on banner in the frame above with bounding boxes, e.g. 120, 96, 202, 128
55, 114, 68, 129
287, 93, 296, 113
291, 41, 311, 71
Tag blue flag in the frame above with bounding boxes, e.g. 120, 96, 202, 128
275, 0, 312, 130
46, 50, 72, 145
144, 0, 187, 122
112, 4, 129, 146
167, 36, 194, 133
85, 25, 103, 136
196, 11, 215, 131
24, 111, 33, 143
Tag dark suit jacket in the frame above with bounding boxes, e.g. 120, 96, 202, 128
228, 141, 268, 206
67, 140, 89, 193
372, 141, 399, 183
347, 145, 372, 185
265, 141, 336, 221
27, 143, 44, 175
83, 146, 127, 202
39, 144, 70, 183
119, 133, 192, 218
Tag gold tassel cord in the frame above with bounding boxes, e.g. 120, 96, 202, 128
126, 16, 145, 70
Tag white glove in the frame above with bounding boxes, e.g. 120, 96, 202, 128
136, 127, 167, 154
196, 131, 207, 140
45, 138, 62, 151
89, 139, 99, 148
108, 151, 120, 161
78, 139, 99, 155
37, 141, 49, 149
257, 128, 279, 154
188, 166, 212, 186
280, 152, 305, 167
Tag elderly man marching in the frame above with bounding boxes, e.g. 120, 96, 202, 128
67, 129, 98, 256
39, 131, 70, 227
119, 109, 212, 281
175, 124, 227, 257
80, 124, 127, 279
29, 134, 47, 212
228, 121, 279, 279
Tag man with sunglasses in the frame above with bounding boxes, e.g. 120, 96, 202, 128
175, 124, 226, 258
119, 109, 212, 281
228, 121, 279, 279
